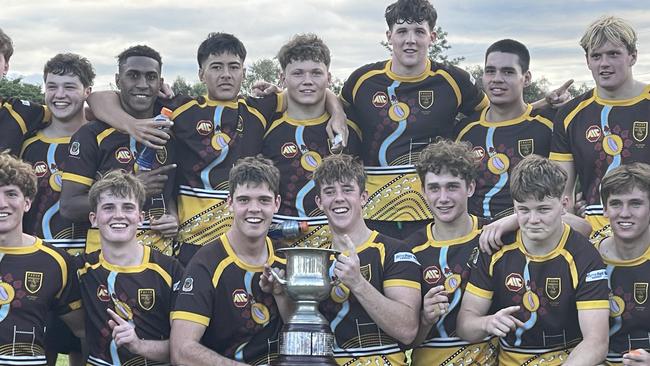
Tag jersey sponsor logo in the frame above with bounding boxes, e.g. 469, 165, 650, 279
505, 273, 524, 292
69, 141, 80, 156
360, 264, 372, 282
196, 120, 213, 135
20, 99, 32, 106
281, 142, 298, 159
156, 146, 168, 164
33, 161, 48, 178
394, 252, 419, 264
585, 269, 607, 282
25, 271, 43, 294
97, 284, 110, 302
115, 147, 133, 164
232, 289, 249, 308
138, 288, 155, 310
545, 278, 561, 300
423, 265, 441, 285
182, 277, 193, 292
472, 146, 486, 162
585, 125, 602, 143
633, 121, 648, 142
634, 282, 648, 305
173, 280, 181, 292
418, 90, 434, 109
372, 92, 388, 108
518, 139, 534, 157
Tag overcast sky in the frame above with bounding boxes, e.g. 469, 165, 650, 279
3, 0, 650, 91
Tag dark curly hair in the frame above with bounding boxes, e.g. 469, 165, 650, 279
385, 0, 437, 30
510, 155, 567, 202
416, 139, 477, 186
43, 53, 96, 88
0, 152, 37, 200
277, 33, 330, 70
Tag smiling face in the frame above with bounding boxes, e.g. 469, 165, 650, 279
514, 195, 566, 245
228, 182, 280, 240
115, 56, 162, 119
483, 51, 530, 107
0, 184, 30, 237
386, 20, 435, 75
89, 192, 143, 246
282, 59, 330, 108
605, 186, 650, 243
199, 52, 244, 101
316, 179, 367, 233
586, 40, 636, 94
44, 72, 90, 122
422, 170, 474, 224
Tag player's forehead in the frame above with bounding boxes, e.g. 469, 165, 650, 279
232, 182, 274, 198
607, 186, 650, 201
392, 19, 431, 31
285, 59, 328, 72
589, 39, 628, 54
120, 55, 160, 74
320, 179, 360, 190
0, 184, 24, 195
485, 51, 522, 70
203, 52, 243, 66
514, 195, 560, 208
97, 191, 138, 206
45, 72, 83, 85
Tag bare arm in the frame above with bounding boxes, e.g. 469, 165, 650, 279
335, 236, 420, 344
325, 89, 348, 151
562, 212, 592, 238
557, 161, 577, 211
86, 91, 171, 149
457, 291, 523, 343
60, 180, 91, 222
170, 319, 247, 366
562, 308, 609, 366
60, 309, 85, 339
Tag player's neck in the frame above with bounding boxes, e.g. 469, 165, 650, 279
330, 221, 372, 252
390, 59, 427, 77
286, 98, 326, 121
101, 240, 144, 267
485, 100, 527, 122
520, 224, 564, 256
431, 213, 473, 242
121, 99, 154, 120
608, 229, 650, 261
43, 115, 86, 138
0, 232, 36, 248
226, 229, 269, 266
597, 78, 646, 100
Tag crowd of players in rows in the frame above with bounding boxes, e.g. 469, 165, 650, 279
0, 0, 649, 364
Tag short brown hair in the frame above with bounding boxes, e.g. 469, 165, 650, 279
313, 154, 366, 193
0, 152, 37, 200
277, 33, 331, 70
416, 139, 477, 185
43, 53, 96, 88
89, 170, 146, 211
510, 155, 567, 202
229, 155, 280, 196
385, 0, 437, 31
0, 28, 14, 62
601, 163, 650, 205
580, 16, 637, 54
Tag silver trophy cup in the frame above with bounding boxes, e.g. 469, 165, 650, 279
271, 247, 339, 366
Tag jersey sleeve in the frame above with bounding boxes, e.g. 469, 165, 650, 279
54, 250, 82, 315
549, 103, 575, 162
382, 239, 421, 291
574, 241, 609, 310
62, 125, 100, 187
168, 257, 186, 305
342, 119, 363, 157
340, 64, 373, 107
245, 93, 282, 127
1, 98, 48, 133
171, 253, 215, 327
447, 65, 488, 116
465, 250, 494, 300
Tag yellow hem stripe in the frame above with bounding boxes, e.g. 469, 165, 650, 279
384, 279, 421, 290
62, 172, 94, 186
576, 300, 610, 310
170, 311, 211, 326
465, 283, 493, 299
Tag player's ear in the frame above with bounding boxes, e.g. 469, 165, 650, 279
89, 211, 97, 227
523, 70, 532, 87
385, 30, 392, 45
114, 73, 120, 87
466, 180, 476, 198
274, 194, 281, 214
24, 197, 32, 213
315, 194, 323, 211
630, 49, 638, 66
1, 61, 8, 77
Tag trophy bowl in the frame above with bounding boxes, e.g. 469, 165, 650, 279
272, 247, 340, 366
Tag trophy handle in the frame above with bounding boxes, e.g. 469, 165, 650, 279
270, 268, 288, 285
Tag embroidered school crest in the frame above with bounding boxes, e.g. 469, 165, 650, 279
155, 146, 168, 164
518, 139, 534, 157
138, 288, 155, 310
545, 278, 561, 300
633, 121, 648, 142
634, 282, 648, 305
418, 90, 434, 109
360, 264, 372, 282
236, 116, 244, 134
25, 271, 43, 294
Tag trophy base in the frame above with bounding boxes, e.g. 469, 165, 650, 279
274, 355, 338, 366
273, 323, 337, 366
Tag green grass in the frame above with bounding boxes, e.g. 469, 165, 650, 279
55, 355, 70, 366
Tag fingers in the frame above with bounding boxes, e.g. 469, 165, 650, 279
107, 308, 127, 325
557, 79, 574, 93
424, 285, 446, 299
500, 305, 521, 316
150, 164, 177, 174
342, 234, 357, 258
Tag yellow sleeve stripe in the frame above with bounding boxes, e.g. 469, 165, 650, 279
475, 94, 489, 111
563, 95, 595, 130
171, 99, 199, 119
170, 311, 211, 326
61, 172, 94, 186
69, 300, 82, 310
212, 257, 235, 288
4, 103, 28, 135
352, 69, 386, 103
456, 120, 481, 141
383, 279, 421, 290
96, 127, 116, 146
465, 283, 493, 300
559, 248, 579, 289
147, 263, 173, 287
534, 115, 554, 129
244, 102, 269, 130
549, 152, 573, 162
40, 243, 68, 299
275, 92, 284, 113
437, 69, 462, 108
347, 120, 363, 140
576, 300, 610, 310
20, 134, 40, 157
